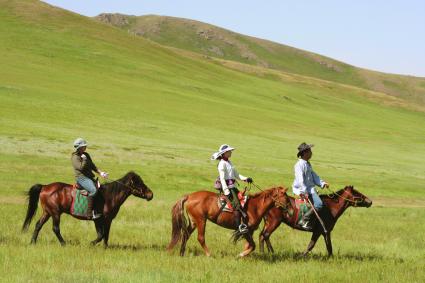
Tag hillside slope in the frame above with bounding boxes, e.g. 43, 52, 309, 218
95, 13, 425, 105
1, 1, 425, 281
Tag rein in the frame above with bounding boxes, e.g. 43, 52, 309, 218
103, 178, 140, 196
250, 183, 289, 212
324, 187, 363, 207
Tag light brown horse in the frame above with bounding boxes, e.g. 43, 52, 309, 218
22, 171, 153, 246
259, 186, 372, 256
167, 187, 291, 257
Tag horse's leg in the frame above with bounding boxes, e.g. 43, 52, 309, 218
180, 222, 195, 256
52, 214, 66, 246
103, 219, 112, 247
259, 219, 281, 254
302, 230, 321, 256
323, 232, 333, 256
195, 218, 211, 257
239, 233, 256, 257
91, 217, 105, 246
31, 212, 50, 244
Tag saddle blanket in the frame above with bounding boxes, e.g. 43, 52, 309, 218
294, 198, 310, 224
217, 192, 247, 213
70, 188, 89, 217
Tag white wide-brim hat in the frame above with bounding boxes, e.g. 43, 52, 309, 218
211, 144, 235, 160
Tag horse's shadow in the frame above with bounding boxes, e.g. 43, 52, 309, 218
63, 240, 166, 252
106, 243, 166, 252
251, 251, 387, 262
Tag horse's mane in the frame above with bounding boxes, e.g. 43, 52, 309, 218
102, 171, 138, 193
322, 186, 353, 199
248, 186, 286, 198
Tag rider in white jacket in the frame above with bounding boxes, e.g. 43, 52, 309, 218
212, 144, 253, 234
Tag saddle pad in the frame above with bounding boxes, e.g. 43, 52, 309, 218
217, 192, 248, 213
70, 188, 89, 217
294, 198, 310, 224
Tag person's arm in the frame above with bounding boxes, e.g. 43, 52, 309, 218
85, 153, 108, 178
234, 167, 248, 182
218, 162, 230, 195
312, 169, 328, 188
294, 162, 308, 194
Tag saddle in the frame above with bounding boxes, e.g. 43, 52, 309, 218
217, 191, 248, 213
72, 179, 101, 196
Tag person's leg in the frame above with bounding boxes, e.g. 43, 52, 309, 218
310, 192, 323, 210
230, 188, 248, 233
300, 192, 323, 229
77, 177, 99, 219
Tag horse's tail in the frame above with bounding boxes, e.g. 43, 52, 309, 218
167, 195, 189, 251
22, 184, 43, 232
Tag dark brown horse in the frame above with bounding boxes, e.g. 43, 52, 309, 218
167, 187, 291, 257
22, 171, 153, 246
259, 186, 372, 256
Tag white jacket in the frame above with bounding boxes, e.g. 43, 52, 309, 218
292, 159, 326, 195
218, 159, 247, 195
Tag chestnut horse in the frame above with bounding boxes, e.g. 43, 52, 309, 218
167, 187, 291, 257
22, 171, 153, 246
259, 186, 372, 256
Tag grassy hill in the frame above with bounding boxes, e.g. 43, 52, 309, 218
95, 13, 425, 105
1, 0, 424, 282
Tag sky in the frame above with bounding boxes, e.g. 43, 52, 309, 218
42, 0, 425, 77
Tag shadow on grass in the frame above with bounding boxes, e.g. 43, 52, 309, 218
106, 243, 167, 252
251, 251, 388, 262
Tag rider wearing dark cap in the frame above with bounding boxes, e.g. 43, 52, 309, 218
292, 142, 329, 229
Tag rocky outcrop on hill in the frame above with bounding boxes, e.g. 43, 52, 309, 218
95, 13, 130, 28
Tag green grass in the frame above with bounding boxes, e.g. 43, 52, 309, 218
1, 0, 425, 282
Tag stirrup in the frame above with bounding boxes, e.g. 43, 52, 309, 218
92, 211, 102, 220
300, 220, 312, 229
238, 223, 248, 234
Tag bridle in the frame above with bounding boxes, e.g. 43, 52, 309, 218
324, 187, 365, 207
249, 183, 291, 213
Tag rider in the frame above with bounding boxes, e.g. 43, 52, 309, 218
292, 142, 329, 229
71, 138, 108, 220
211, 144, 253, 234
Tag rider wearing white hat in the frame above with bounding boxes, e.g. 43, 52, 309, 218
212, 144, 253, 234
71, 138, 108, 220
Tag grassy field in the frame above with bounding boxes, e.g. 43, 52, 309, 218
1, 0, 424, 282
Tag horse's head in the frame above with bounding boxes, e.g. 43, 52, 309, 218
343, 186, 372, 207
271, 187, 293, 214
125, 171, 153, 201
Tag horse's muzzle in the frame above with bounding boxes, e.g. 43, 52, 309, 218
365, 198, 372, 207
145, 191, 153, 201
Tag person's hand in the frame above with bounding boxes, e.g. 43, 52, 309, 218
80, 154, 87, 160
100, 171, 109, 179
300, 193, 308, 200
246, 177, 253, 183
322, 182, 329, 189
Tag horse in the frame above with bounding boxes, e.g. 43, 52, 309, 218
259, 186, 372, 257
167, 186, 291, 257
22, 171, 153, 247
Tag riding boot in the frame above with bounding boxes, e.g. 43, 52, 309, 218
87, 196, 102, 220
298, 208, 315, 230
233, 211, 248, 234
